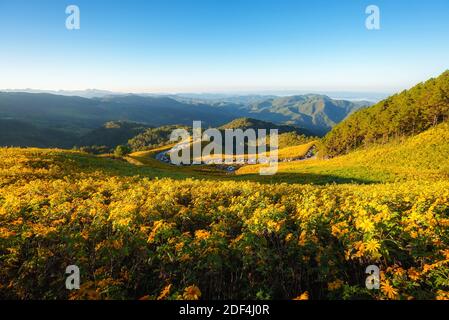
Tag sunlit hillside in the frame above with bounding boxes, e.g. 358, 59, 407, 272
323, 70, 449, 156
237, 123, 449, 184
191, 140, 317, 163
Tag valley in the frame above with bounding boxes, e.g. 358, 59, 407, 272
0, 92, 369, 150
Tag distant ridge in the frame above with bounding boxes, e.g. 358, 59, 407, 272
224, 94, 371, 136
0, 91, 369, 148
0, 88, 119, 98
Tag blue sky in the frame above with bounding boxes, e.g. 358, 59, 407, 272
0, 0, 448, 93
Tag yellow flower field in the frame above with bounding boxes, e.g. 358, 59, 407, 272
0, 146, 448, 300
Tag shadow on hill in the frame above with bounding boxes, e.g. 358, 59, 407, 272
232, 172, 379, 185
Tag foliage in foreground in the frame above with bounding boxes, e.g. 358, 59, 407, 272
0, 150, 449, 299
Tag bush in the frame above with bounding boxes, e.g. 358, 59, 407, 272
114, 145, 131, 157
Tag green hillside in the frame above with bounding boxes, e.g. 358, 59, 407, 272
238, 122, 449, 184
323, 70, 449, 156
128, 125, 191, 151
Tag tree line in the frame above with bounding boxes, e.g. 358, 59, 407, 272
323, 70, 449, 157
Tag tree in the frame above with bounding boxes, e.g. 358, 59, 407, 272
114, 145, 131, 157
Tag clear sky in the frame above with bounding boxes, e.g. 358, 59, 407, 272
1, 0, 448, 93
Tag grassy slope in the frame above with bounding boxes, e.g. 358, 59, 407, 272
275, 141, 316, 159
128, 146, 232, 178
236, 123, 449, 184
192, 140, 317, 163
0, 147, 191, 184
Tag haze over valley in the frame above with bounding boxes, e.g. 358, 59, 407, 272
0, 91, 372, 149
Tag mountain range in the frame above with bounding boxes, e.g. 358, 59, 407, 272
0, 91, 371, 148
226, 94, 371, 135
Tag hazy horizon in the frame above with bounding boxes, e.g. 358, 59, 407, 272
0, 87, 390, 102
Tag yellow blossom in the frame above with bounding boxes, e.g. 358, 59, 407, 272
381, 281, 398, 300
365, 239, 381, 254
293, 291, 309, 300
157, 284, 172, 300
183, 285, 201, 300
328, 279, 344, 291
195, 229, 211, 241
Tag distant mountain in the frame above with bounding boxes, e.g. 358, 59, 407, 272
172, 94, 370, 136
0, 92, 236, 134
323, 70, 449, 156
0, 92, 107, 135
236, 94, 371, 136
173, 94, 277, 105
0, 119, 78, 148
173, 92, 387, 103
93, 95, 236, 127
0, 91, 367, 148
1, 89, 120, 98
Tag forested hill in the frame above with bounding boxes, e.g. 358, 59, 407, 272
78, 121, 150, 149
219, 117, 311, 135
323, 70, 449, 157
